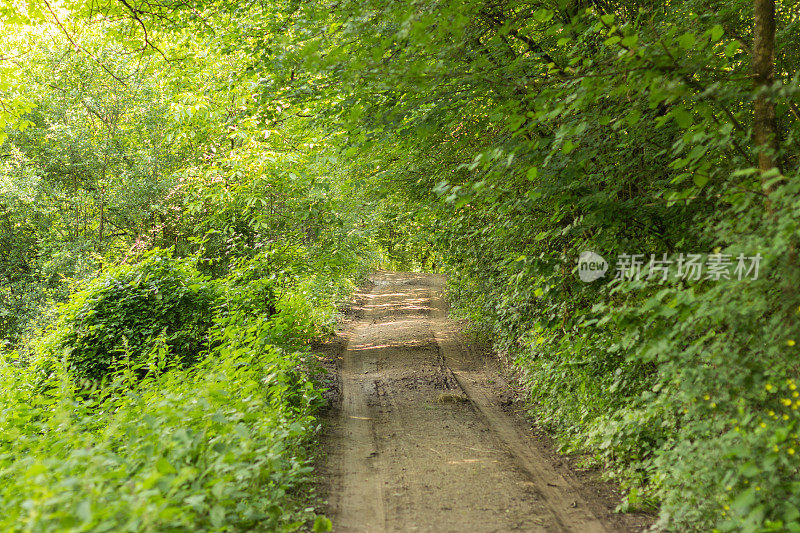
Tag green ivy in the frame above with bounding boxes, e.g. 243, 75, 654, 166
37, 251, 218, 383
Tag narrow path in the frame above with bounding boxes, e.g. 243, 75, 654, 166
321, 272, 638, 532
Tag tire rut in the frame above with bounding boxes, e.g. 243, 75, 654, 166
322, 272, 626, 532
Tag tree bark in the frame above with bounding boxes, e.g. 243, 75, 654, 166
99, 163, 106, 249
752, 0, 778, 187
98, 186, 105, 244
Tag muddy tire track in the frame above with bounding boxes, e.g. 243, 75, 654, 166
320, 272, 646, 532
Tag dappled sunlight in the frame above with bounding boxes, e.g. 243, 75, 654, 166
3, 0, 788, 526
348, 338, 436, 351
349, 342, 393, 351
446, 458, 492, 465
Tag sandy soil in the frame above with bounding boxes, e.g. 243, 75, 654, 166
315, 272, 652, 532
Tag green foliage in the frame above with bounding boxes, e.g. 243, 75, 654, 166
0, 27, 192, 346
0, 230, 365, 530
293, 0, 800, 530
0, 333, 324, 531
39, 251, 218, 383
6, 0, 800, 529
0, 2, 381, 530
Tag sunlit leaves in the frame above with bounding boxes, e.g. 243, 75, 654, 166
678, 32, 696, 50
672, 107, 694, 129
305, 1, 800, 530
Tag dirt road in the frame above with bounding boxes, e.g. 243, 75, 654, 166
319, 272, 646, 532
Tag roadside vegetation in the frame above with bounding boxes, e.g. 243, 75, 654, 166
2, 0, 799, 530
0, 9, 373, 530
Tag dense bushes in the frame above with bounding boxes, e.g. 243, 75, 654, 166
0, 334, 323, 531
444, 236, 800, 530
0, 239, 370, 531
0, 6, 379, 531
439, 209, 800, 530
312, 0, 800, 529
37, 252, 219, 383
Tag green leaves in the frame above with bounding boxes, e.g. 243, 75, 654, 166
313, 516, 333, 532
533, 8, 555, 22
709, 25, 724, 42
678, 32, 696, 50
725, 40, 741, 58
672, 107, 693, 129
0, 233, 365, 531
0, 326, 326, 531
156, 457, 177, 475
625, 109, 642, 127
41, 251, 219, 383
692, 173, 709, 187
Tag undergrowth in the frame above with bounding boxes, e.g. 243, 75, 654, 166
0, 245, 370, 532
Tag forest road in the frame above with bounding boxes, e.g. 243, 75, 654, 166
320, 272, 637, 532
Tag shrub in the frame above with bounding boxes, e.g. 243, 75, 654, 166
0, 340, 325, 532
39, 251, 219, 382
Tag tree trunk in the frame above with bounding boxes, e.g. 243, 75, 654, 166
98, 187, 105, 247
752, 0, 778, 189
98, 163, 106, 249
